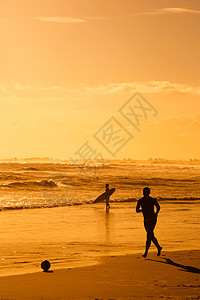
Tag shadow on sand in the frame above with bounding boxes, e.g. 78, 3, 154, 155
43, 270, 54, 273
147, 257, 200, 274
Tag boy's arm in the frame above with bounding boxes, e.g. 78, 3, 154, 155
136, 200, 142, 213
154, 200, 160, 215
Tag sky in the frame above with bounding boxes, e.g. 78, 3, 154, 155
0, 0, 199, 160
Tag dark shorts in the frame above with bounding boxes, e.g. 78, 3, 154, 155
144, 216, 157, 232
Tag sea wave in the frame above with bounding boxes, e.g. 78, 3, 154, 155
0, 196, 199, 211
23, 167, 39, 171
0, 201, 83, 211
112, 197, 200, 203
2, 179, 57, 188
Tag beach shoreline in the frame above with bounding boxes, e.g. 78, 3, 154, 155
0, 250, 199, 299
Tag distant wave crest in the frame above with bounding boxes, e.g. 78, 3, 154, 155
111, 197, 200, 204
3, 179, 57, 188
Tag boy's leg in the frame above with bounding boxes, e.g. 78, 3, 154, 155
142, 230, 152, 258
143, 221, 152, 258
106, 196, 110, 208
151, 219, 162, 256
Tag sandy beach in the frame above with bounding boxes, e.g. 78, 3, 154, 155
0, 250, 199, 299
0, 162, 199, 298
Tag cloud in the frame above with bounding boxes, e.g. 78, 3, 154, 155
84, 81, 200, 95
36, 17, 86, 23
12, 83, 85, 99
137, 7, 200, 16
1, 81, 200, 99
14, 83, 63, 92
160, 8, 200, 14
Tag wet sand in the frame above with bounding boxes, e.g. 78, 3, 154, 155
0, 250, 199, 299
0, 201, 199, 277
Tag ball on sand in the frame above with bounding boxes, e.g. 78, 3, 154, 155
41, 260, 51, 271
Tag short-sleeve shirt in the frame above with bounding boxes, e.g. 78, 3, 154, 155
137, 196, 158, 220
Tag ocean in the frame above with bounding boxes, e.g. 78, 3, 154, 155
0, 161, 199, 276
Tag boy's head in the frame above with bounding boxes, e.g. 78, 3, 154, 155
105, 183, 109, 188
143, 187, 150, 196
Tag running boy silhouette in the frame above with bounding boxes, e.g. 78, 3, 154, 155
136, 187, 162, 258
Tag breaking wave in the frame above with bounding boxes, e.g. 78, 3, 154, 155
111, 197, 200, 203
2, 179, 57, 188
0, 196, 199, 211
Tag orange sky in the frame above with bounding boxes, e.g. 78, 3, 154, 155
0, 0, 199, 159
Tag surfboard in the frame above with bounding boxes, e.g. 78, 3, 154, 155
93, 188, 115, 203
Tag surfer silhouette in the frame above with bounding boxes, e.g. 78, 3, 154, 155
105, 184, 111, 209
136, 187, 162, 258
93, 185, 115, 207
